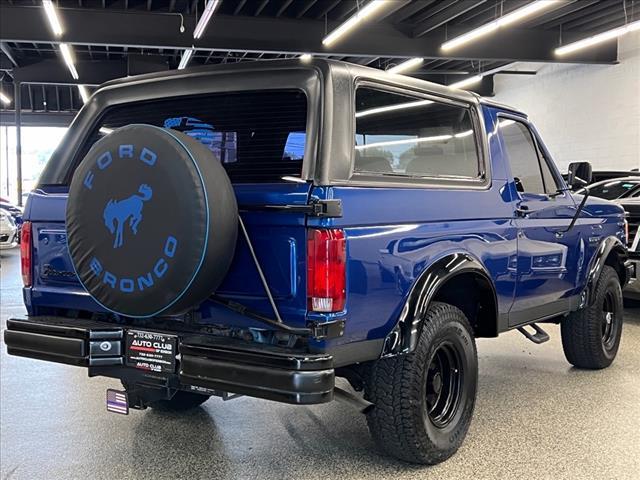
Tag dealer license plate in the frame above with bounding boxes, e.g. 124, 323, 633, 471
125, 330, 178, 373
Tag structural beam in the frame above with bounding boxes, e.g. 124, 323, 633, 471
0, 42, 19, 67
413, 0, 487, 38
14, 81, 22, 206
10, 56, 167, 85
11, 59, 127, 85
0, 5, 618, 64
0, 111, 76, 127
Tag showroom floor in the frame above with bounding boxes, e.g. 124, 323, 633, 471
1, 248, 639, 480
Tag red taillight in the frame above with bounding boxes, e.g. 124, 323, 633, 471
307, 228, 346, 313
20, 221, 32, 287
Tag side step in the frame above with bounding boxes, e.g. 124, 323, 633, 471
517, 323, 550, 344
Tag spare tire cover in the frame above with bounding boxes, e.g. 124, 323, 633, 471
66, 124, 237, 318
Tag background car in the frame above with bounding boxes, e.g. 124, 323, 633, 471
577, 177, 640, 200
0, 200, 23, 242
591, 170, 640, 183
612, 196, 640, 300
563, 170, 640, 186
0, 211, 18, 250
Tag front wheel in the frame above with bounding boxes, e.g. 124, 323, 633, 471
364, 302, 478, 464
561, 265, 623, 369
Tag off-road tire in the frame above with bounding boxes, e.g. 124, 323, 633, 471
561, 265, 623, 369
364, 302, 478, 464
148, 391, 210, 412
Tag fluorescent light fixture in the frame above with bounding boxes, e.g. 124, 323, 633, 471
442, 1, 559, 51
356, 99, 433, 118
454, 130, 474, 138
178, 48, 195, 70
556, 20, 640, 56
43, 0, 63, 36
356, 134, 453, 150
387, 57, 423, 74
449, 74, 482, 90
0, 92, 10, 105
77, 85, 89, 103
59, 43, 78, 80
99, 127, 114, 135
299, 53, 312, 61
322, 0, 389, 46
193, 0, 221, 39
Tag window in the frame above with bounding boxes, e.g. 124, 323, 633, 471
354, 88, 480, 179
80, 90, 307, 183
538, 149, 558, 193
500, 119, 557, 195
588, 180, 640, 200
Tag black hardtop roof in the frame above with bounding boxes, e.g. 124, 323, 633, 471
98, 58, 523, 114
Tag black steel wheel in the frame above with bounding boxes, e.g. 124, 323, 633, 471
364, 301, 478, 464
601, 290, 619, 349
426, 342, 463, 429
562, 265, 623, 369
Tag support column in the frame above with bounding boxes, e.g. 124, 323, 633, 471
4, 126, 9, 196
14, 81, 22, 206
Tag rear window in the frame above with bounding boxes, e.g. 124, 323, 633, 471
80, 90, 307, 183
354, 87, 480, 179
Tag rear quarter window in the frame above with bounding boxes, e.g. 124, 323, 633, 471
74, 90, 308, 183
354, 87, 480, 180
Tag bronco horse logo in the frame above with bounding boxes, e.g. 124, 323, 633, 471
103, 184, 153, 248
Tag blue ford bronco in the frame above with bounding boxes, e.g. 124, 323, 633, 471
4, 59, 634, 464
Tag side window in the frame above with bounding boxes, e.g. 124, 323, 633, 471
500, 119, 555, 195
354, 87, 480, 179
535, 140, 560, 194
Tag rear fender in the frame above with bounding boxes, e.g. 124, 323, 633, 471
381, 252, 497, 357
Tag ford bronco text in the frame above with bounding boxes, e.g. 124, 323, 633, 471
4, 60, 633, 464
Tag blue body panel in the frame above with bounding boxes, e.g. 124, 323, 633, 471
23, 103, 626, 359
25, 182, 312, 331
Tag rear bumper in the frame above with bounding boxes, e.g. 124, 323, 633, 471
4, 316, 335, 405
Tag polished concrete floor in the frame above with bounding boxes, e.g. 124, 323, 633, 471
1, 247, 639, 480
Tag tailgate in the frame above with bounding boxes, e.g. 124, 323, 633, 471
27, 183, 312, 324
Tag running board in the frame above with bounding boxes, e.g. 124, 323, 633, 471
517, 323, 550, 344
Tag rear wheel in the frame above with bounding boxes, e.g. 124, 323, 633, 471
561, 265, 623, 369
364, 302, 478, 464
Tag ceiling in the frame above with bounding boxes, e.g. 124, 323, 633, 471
0, 0, 638, 124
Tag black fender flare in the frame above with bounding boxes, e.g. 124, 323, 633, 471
585, 236, 628, 306
381, 252, 498, 357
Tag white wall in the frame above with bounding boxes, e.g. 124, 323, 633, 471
492, 31, 640, 172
